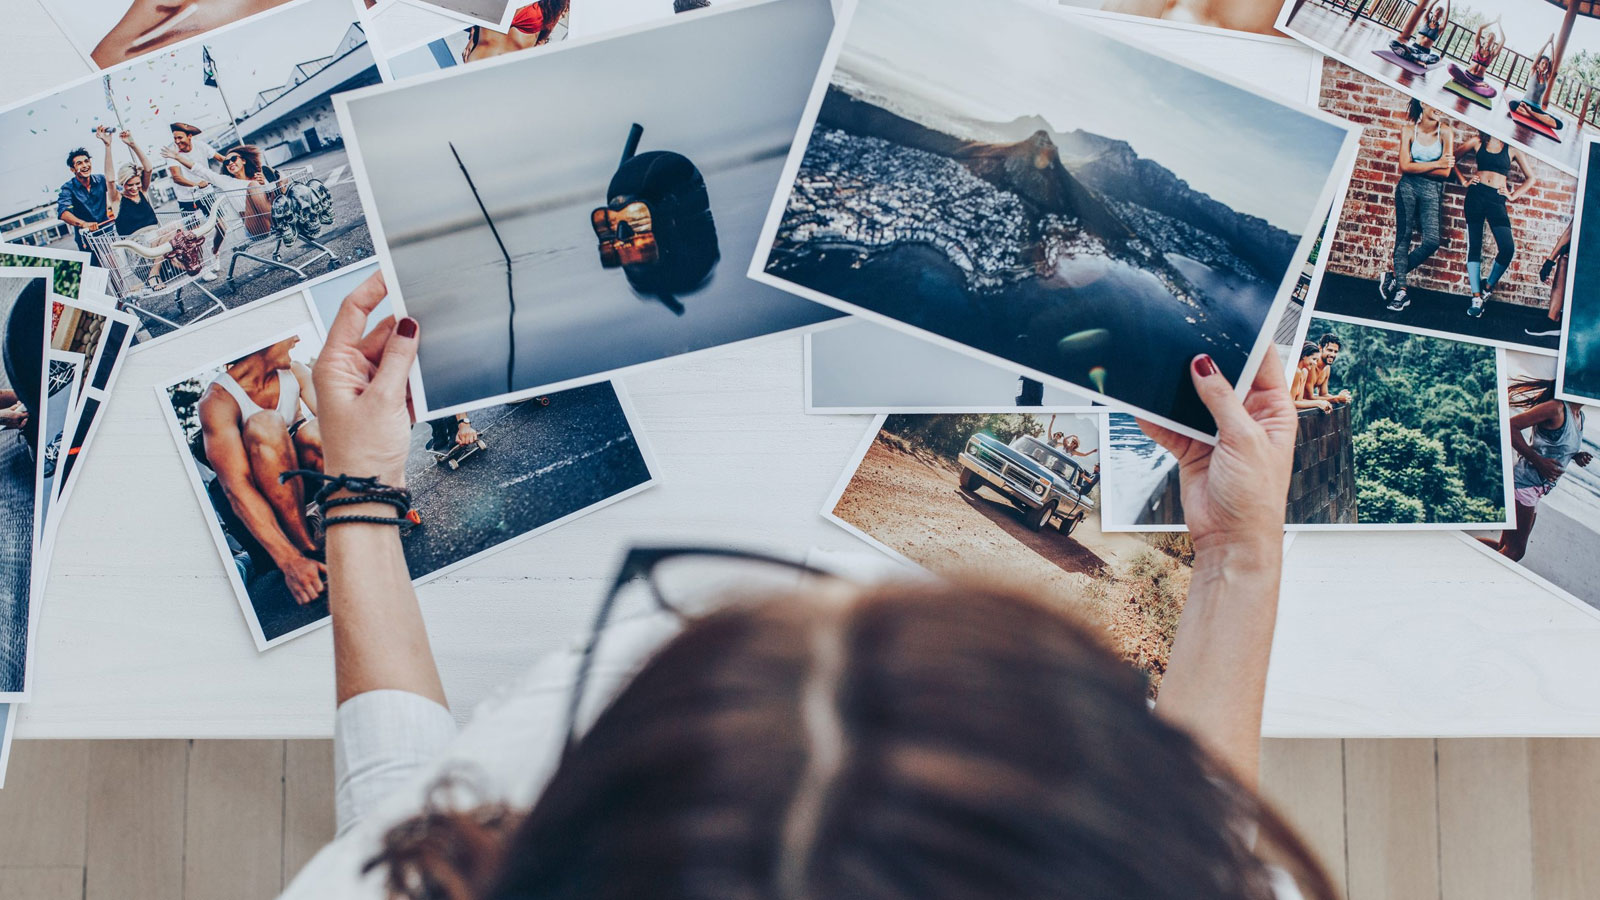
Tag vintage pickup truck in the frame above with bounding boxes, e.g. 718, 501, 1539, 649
957, 432, 1098, 535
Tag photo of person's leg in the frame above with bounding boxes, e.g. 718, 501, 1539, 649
240, 411, 318, 556
1463, 183, 1492, 316
1482, 196, 1515, 303
1482, 496, 1539, 560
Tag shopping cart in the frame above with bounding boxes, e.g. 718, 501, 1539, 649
86, 165, 341, 331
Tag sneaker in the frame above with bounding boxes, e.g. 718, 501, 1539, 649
201, 265, 220, 282
1379, 272, 1396, 301
1467, 295, 1485, 318
1386, 288, 1410, 312
1525, 327, 1562, 337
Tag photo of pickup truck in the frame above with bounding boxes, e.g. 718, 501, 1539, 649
958, 432, 1099, 535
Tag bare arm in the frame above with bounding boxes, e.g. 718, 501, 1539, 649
199, 391, 305, 569
123, 134, 152, 191
1397, 122, 1431, 175
1143, 351, 1298, 789
314, 274, 445, 706
1507, 148, 1537, 201
1510, 401, 1566, 480
291, 360, 319, 417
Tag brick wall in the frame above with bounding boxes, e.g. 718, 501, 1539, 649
1319, 59, 1578, 309
1137, 406, 1355, 526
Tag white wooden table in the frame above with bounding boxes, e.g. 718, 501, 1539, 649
7, 0, 1600, 740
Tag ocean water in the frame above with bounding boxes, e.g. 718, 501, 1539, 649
394, 155, 841, 412
1106, 412, 1177, 526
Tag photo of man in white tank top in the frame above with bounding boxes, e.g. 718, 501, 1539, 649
196, 336, 326, 606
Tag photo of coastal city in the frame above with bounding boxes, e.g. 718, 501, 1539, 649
756, 0, 1358, 438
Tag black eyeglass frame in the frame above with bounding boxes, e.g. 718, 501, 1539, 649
560, 546, 834, 758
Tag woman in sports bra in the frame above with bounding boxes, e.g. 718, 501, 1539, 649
1381, 99, 1454, 312
1481, 376, 1593, 561
1509, 44, 1564, 132
461, 1, 569, 63
1391, 0, 1448, 64
1452, 131, 1536, 318
1449, 18, 1502, 85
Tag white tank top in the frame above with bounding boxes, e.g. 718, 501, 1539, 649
213, 368, 300, 425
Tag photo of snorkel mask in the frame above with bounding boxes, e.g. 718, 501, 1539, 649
591, 123, 720, 313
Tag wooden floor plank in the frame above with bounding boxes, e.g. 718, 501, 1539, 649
1437, 739, 1534, 900
1259, 739, 1348, 896
0, 741, 89, 867
183, 741, 284, 900
1529, 739, 1600, 900
1343, 739, 1439, 900
0, 866, 83, 900
85, 741, 187, 900
282, 741, 335, 886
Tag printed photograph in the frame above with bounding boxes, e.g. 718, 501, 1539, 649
1276, 0, 1600, 175
37, 352, 82, 554
1468, 350, 1600, 613
0, 247, 92, 303
0, 271, 51, 698
825, 412, 1202, 689
50, 294, 137, 506
1058, 0, 1287, 39
1559, 137, 1600, 403
1110, 315, 1511, 529
0, 0, 377, 347
808, 320, 1098, 413
160, 326, 657, 649
339, 0, 843, 417
384, 1, 570, 79
40, 0, 300, 70
755, 0, 1358, 440
1312, 61, 1577, 352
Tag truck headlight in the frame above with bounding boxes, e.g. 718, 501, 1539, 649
1033, 483, 1046, 496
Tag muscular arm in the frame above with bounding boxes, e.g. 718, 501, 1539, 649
1508, 149, 1537, 201
200, 389, 304, 568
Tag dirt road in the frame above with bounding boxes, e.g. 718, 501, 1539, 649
833, 437, 1187, 684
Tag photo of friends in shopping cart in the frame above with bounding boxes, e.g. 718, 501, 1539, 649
0, 0, 375, 348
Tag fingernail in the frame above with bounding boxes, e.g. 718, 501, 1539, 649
397, 317, 418, 339
1193, 354, 1217, 377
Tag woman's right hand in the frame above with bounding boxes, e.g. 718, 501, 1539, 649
1139, 350, 1296, 558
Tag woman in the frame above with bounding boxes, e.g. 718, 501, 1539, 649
102, 130, 165, 237
1380, 99, 1454, 313
1290, 342, 1333, 413
1454, 131, 1536, 318
1528, 220, 1572, 338
216, 145, 280, 237
1391, 0, 1448, 64
462, 1, 569, 63
1509, 45, 1564, 132
280, 273, 1327, 899
1447, 18, 1502, 92
1481, 377, 1592, 561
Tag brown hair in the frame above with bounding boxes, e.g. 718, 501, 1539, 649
1509, 377, 1559, 410
369, 582, 1337, 900
223, 145, 267, 179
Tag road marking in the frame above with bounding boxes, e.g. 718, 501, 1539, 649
498, 436, 632, 490
322, 164, 350, 186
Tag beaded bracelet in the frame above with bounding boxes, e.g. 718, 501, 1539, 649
279, 470, 421, 532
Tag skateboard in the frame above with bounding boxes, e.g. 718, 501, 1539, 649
425, 396, 550, 471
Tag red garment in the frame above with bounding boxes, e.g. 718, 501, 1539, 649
509, 5, 546, 34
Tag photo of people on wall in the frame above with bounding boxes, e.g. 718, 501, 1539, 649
1310, 61, 1577, 353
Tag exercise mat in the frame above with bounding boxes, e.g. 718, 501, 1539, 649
1509, 106, 1562, 142
1373, 48, 1441, 77
1443, 77, 1495, 109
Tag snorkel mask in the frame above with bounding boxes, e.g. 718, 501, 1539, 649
591, 123, 719, 310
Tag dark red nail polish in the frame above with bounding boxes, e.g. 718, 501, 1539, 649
397, 317, 418, 338
1193, 354, 1216, 378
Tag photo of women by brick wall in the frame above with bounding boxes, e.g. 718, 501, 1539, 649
1310, 61, 1578, 353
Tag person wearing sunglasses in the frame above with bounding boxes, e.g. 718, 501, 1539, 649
281, 272, 1323, 899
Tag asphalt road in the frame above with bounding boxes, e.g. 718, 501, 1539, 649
52, 147, 374, 344
246, 382, 652, 643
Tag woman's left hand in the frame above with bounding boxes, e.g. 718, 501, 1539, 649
312, 271, 419, 487
1576, 452, 1594, 468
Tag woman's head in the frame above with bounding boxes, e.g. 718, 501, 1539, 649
116, 164, 143, 199
1427, 6, 1444, 25
1509, 377, 1558, 410
371, 583, 1335, 900
1534, 55, 1553, 78
223, 145, 265, 179
1300, 341, 1321, 364
1407, 98, 1442, 129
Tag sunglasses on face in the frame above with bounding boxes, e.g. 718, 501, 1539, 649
591, 200, 659, 268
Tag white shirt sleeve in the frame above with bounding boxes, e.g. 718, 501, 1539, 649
333, 689, 459, 837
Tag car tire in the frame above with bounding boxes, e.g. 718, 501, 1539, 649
1025, 500, 1056, 532
959, 469, 982, 493
1057, 512, 1083, 537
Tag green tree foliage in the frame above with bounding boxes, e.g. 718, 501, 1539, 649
883, 413, 1047, 460
0, 254, 82, 300
1318, 320, 1504, 524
